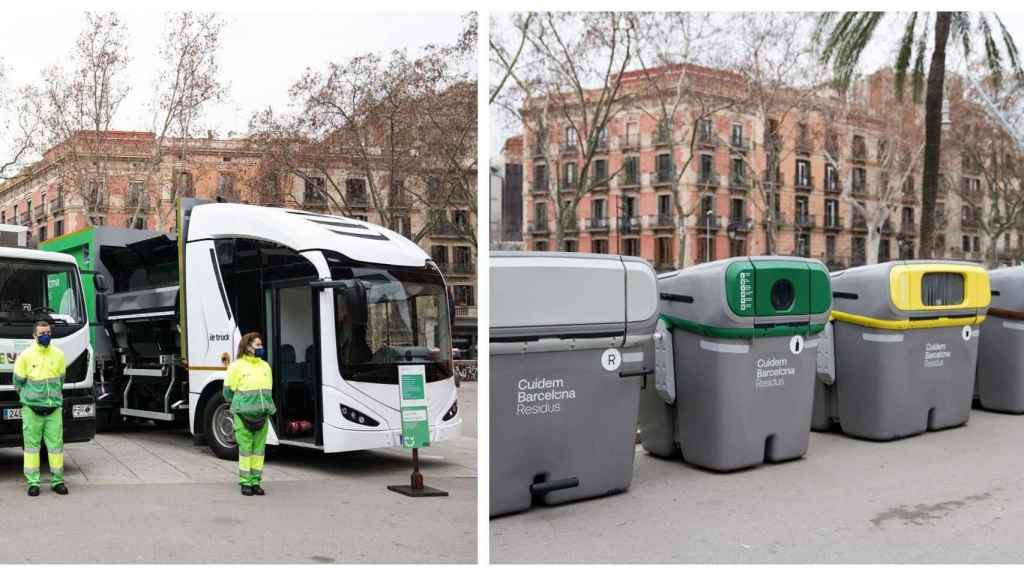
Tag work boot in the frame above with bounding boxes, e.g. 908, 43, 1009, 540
28, 486, 40, 497
53, 484, 68, 495
252, 485, 265, 496
241, 485, 253, 496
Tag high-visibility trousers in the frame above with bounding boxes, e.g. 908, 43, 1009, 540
22, 407, 64, 488
233, 414, 268, 487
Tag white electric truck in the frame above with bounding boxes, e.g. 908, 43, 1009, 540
0, 244, 96, 447
44, 199, 461, 459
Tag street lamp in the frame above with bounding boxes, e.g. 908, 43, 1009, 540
705, 209, 713, 263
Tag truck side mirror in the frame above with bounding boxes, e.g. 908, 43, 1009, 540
95, 293, 109, 324
94, 273, 109, 294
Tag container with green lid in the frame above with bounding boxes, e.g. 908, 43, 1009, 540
639, 256, 832, 472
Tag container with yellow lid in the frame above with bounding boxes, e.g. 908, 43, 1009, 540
814, 260, 989, 440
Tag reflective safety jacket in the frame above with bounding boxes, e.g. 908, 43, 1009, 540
13, 343, 66, 409
223, 356, 276, 417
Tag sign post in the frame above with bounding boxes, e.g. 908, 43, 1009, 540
388, 365, 448, 497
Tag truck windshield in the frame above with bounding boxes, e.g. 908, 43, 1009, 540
0, 257, 84, 337
332, 267, 452, 384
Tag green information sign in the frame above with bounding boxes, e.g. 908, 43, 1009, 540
398, 365, 430, 449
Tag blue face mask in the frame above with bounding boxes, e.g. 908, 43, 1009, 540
253, 347, 266, 360
37, 334, 51, 347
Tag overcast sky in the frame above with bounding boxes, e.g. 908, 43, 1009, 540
0, 10, 466, 159
490, 12, 1024, 156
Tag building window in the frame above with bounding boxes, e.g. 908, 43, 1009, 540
592, 198, 606, 220
658, 195, 672, 221
623, 196, 637, 223
623, 156, 639, 184
824, 163, 837, 192
177, 172, 194, 196
699, 118, 714, 141
431, 245, 449, 266
879, 238, 891, 262
54, 220, 64, 237
796, 159, 811, 187
624, 122, 638, 148
565, 126, 577, 149
592, 159, 608, 185
452, 285, 475, 307
217, 174, 237, 199
535, 240, 549, 251
731, 124, 744, 148
303, 176, 326, 206
534, 202, 547, 225
729, 238, 746, 258
593, 239, 608, 254
699, 195, 714, 218
902, 207, 914, 226
700, 154, 714, 178
825, 199, 838, 227
852, 167, 866, 193
962, 235, 971, 252
564, 239, 577, 252
796, 232, 810, 258
1, 211, 5, 224
563, 162, 576, 188
730, 198, 745, 223
38, 226, 47, 242
973, 236, 981, 253
852, 236, 866, 266
656, 153, 672, 180
826, 235, 836, 261
623, 238, 639, 257
533, 163, 548, 191
656, 237, 672, 266
697, 235, 716, 263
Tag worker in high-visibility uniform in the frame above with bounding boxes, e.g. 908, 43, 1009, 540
223, 331, 276, 496
12, 321, 68, 497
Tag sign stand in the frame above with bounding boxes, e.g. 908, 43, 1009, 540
388, 447, 448, 497
388, 365, 449, 498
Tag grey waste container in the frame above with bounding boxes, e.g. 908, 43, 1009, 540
490, 252, 658, 517
814, 260, 990, 440
640, 256, 832, 472
976, 266, 1024, 412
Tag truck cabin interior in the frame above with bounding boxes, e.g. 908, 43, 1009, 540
213, 238, 321, 443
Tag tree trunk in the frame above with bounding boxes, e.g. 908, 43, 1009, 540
919, 12, 952, 259
866, 226, 880, 265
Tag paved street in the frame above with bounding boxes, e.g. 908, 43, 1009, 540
492, 406, 1024, 563
0, 382, 477, 563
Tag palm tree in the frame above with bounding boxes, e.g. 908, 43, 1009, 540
816, 12, 1022, 259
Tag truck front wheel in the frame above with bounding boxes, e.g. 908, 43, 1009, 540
203, 392, 238, 461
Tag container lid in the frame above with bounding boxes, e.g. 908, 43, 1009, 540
490, 251, 658, 339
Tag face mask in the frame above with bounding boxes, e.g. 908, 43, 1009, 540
253, 347, 266, 359
37, 334, 51, 347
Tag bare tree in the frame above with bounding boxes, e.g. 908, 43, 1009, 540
628, 12, 742, 267
492, 12, 635, 251
822, 90, 926, 265
949, 80, 1024, 266
129, 12, 227, 231
250, 20, 476, 246
728, 13, 826, 256
0, 63, 42, 180
36, 12, 129, 225
490, 12, 533, 104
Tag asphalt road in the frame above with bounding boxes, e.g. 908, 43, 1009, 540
0, 382, 477, 563
491, 406, 1024, 563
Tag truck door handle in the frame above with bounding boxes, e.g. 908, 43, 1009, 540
530, 477, 579, 495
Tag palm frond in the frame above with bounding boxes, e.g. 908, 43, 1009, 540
911, 15, 930, 102
894, 12, 919, 101
952, 12, 972, 59
979, 13, 1005, 89
821, 12, 885, 91
995, 13, 1024, 84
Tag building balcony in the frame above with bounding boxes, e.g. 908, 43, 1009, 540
450, 261, 475, 275
851, 145, 868, 164
898, 221, 916, 237
851, 216, 868, 231
729, 136, 750, 153
728, 174, 751, 193
531, 141, 547, 158
728, 217, 754, 234
961, 217, 979, 230
33, 206, 46, 222
528, 221, 549, 235
762, 170, 784, 190
590, 175, 610, 191
794, 175, 814, 192
560, 142, 578, 156
619, 135, 640, 151
881, 219, 894, 235
697, 131, 717, 149
653, 213, 675, 229
125, 194, 153, 213
795, 135, 813, 156
850, 183, 868, 197
823, 215, 843, 231
531, 179, 549, 194
561, 178, 577, 192
823, 179, 842, 195
20, 211, 30, 225
795, 213, 816, 229
563, 217, 579, 235
697, 171, 720, 190
617, 172, 641, 189
587, 217, 610, 232
591, 137, 609, 153
432, 221, 471, 238
650, 169, 675, 187
619, 216, 642, 234
346, 193, 369, 208
697, 214, 721, 230
851, 251, 867, 267
50, 198, 65, 215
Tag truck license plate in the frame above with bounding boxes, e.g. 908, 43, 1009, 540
3, 408, 21, 421
73, 404, 95, 419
